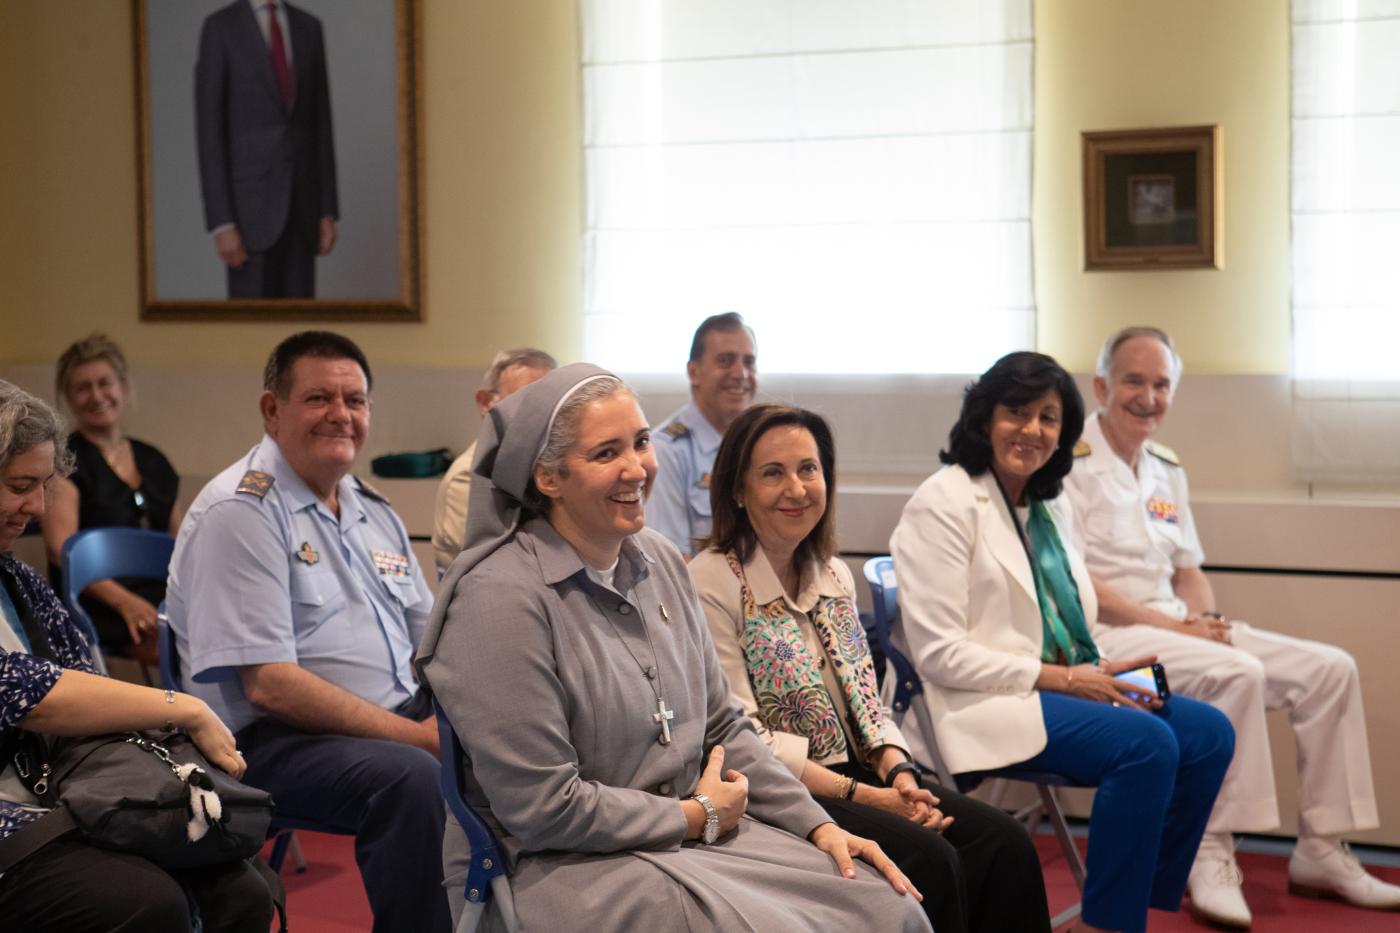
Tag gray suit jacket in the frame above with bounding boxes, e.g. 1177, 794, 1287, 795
195, 0, 338, 251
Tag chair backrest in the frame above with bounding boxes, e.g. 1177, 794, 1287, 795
60, 527, 176, 667
433, 699, 509, 916
861, 556, 923, 714
156, 608, 179, 692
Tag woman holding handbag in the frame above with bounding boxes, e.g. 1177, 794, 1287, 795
0, 379, 273, 933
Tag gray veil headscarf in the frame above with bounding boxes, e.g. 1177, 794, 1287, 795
415, 362, 616, 681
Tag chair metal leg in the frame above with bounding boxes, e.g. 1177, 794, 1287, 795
290, 835, 308, 873
268, 830, 294, 874
1037, 784, 1087, 891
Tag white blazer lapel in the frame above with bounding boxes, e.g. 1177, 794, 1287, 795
974, 472, 1038, 605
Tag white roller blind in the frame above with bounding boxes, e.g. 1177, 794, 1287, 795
1291, 1, 1400, 482
580, 1, 1034, 374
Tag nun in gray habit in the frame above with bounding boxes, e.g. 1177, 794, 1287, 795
417, 365, 930, 933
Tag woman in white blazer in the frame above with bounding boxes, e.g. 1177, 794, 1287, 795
890, 352, 1234, 933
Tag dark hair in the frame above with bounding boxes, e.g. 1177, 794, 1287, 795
263, 331, 373, 399
705, 404, 837, 567
687, 312, 756, 364
940, 351, 1084, 501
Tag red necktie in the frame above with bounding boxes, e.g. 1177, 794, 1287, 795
266, 1, 294, 109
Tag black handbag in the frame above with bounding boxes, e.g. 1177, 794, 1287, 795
0, 562, 273, 874
0, 728, 273, 872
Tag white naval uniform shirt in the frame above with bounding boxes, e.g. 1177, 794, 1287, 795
1062, 412, 1204, 621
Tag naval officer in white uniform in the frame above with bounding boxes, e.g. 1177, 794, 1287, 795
1064, 326, 1400, 928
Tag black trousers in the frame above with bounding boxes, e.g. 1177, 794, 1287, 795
0, 839, 273, 933
227, 218, 315, 299
818, 763, 1052, 933
236, 693, 450, 933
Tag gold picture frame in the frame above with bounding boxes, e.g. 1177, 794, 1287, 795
1082, 125, 1222, 271
135, 0, 424, 321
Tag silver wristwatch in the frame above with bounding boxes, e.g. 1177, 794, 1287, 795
692, 793, 720, 844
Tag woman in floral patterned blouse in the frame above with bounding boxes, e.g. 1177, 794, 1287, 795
689, 404, 1051, 933
0, 379, 271, 932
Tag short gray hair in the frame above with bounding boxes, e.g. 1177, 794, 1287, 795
1095, 326, 1183, 381
0, 380, 75, 476
527, 375, 633, 512
482, 348, 558, 392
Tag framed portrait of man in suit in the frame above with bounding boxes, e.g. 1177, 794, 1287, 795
135, 0, 422, 320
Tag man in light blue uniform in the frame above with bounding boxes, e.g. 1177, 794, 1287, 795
649, 312, 757, 556
166, 331, 448, 933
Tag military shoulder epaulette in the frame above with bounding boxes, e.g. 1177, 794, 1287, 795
355, 476, 392, 505
661, 421, 690, 440
1073, 439, 1092, 458
1145, 440, 1180, 466
235, 470, 274, 498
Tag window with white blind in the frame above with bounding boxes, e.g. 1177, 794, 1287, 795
1291, 2, 1400, 482
580, 1, 1034, 375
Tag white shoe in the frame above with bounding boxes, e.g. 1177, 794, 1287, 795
1188, 837, 1252, 929
1289, 840, 1400, 911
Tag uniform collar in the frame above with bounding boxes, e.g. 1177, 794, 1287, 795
529, 516, 657, 590
742, 546, 844, 614
254, 434, 364, 524
1082, 413, 1142, 483
681, 402, 724, 456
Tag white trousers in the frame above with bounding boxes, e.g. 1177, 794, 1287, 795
1090, 620, 1379, 837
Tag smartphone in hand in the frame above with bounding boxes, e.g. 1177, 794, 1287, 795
1114, 662, 1171, 702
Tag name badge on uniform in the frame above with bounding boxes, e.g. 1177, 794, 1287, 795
295, 541, 320, 565
372, 548, 411, 578
1146, 497, 1179, 524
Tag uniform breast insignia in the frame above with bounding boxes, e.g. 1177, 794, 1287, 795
235, 470, 275, 498
354, 477, 391, 505
1073, 439, 1092, 458
1146, 497, 1179, 524
372, 549, 411, 578
661, 421, 691, 440
295, 541, 320, 565
696, 472, 711, 490
1145, 440, 1180, 466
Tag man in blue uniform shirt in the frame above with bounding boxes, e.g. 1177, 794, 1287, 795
649, 312, 758, 556
166, 331, 448, 933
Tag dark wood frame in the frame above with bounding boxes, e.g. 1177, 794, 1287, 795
134, 0, 424, 321
1082, 125, 1222, 271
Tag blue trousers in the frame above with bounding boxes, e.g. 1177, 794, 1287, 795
238, 695, 450, 933
1016, 693, 1233, 933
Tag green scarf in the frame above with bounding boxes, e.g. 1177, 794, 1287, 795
1025, 499, 1099, 666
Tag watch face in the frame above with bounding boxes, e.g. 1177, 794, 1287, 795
702, 819, 720, 844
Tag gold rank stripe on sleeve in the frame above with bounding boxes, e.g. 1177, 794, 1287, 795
1145, 440, 1181, 466
1073, 439, 1092, 458
235, 470, 275, 498
661, 421, 690, 440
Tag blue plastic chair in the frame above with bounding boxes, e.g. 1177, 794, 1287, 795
434, 698, 516, 933
863, 556, 1088, 929
156, 610, 325, 876
61, 527, 177, 675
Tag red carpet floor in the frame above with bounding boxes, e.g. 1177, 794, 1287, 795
270, 831, 1400, 931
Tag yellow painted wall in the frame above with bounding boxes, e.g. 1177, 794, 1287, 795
0, 0, 583, 369
3, 1, 1289, 376
1034, 0, 1292, 375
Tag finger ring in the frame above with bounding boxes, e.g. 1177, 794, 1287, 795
236, 750, 245, 757
1112, 702, 1121, 708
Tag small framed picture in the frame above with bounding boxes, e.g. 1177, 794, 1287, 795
1082, 125, 1222, 270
